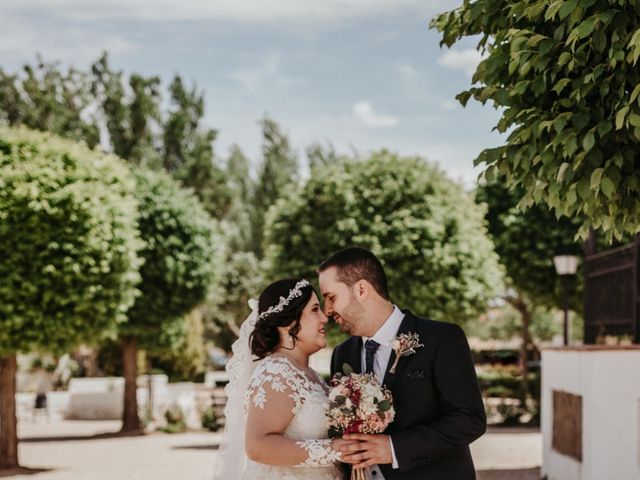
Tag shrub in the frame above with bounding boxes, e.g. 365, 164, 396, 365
201, 406, 220, 432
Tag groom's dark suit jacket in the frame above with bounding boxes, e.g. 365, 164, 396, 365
330, 310, 486, 480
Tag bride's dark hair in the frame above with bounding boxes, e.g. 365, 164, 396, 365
250, 278, 316, 359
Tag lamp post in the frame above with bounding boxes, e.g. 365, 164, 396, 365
553, 255, 579, 346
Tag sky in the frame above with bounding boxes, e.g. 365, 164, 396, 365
0, 0, 505, 186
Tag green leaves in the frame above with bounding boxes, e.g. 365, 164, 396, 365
590, 168, 604, 190
476, 181, 582, 311
266, 152, 503, 326
559, 0, 578, 20
0, 127, 143, 355
545, 1, 564, 21
251, 116, 299, 257
629, 113, 640, 127
558, 51, 573, 65
432, 0, 640, 242
628, 27, 640, 64
124, 167, 221, 341
0, 126, 221, 355
567, 16, 599, 47
600, 176, 616, 199
615, 106, 630, 130
557, 162, 570, 182
582, 130, 595, 151
630, 84, 640, 104
553, 78, 571, 94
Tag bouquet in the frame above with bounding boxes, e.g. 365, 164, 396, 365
326, 365, 395, 480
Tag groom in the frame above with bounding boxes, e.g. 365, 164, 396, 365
319, 247, 486, 480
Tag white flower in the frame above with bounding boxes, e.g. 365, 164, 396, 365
329, 385, 349, 401
359, 397, 378, 416
362, 383, 380, 398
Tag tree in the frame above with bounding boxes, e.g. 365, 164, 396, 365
162, 76, 232, 219
251, 116, 299, 256
265, 151, 503, 326
431, 0, 640, 241
118, 168, 221, 432
476, 181, 583, 311
0, 127, 142, 469
0, 54, 235, 360
227, 145, 252, 207
476, 179, 583, 402
90, 53, 161, 167
0, 58, 100, 148
205, 250, 263, 351
146, 309, 207, 382
221, 146, 253, 252
0, 54, 232, 223
306, 142, 344, 171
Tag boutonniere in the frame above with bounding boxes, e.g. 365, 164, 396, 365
389, 332, 423, 374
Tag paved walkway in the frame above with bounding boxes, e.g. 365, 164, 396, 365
1, 420, 541, 479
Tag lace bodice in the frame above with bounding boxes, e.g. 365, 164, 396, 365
246, 356, 330, 439
242, 356, 343, 480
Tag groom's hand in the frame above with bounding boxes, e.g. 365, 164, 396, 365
340, 433, 392, 468
331, 437, 361, 460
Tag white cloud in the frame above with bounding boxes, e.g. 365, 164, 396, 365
353, 101, 399, 128
438, 48, 484, 77
227, 53, 278, 91
398, 63, 417, 81
226, 52, 305, 93
2, 0, 457, 25
441, 100, 459, 111
0, 16, 135, 68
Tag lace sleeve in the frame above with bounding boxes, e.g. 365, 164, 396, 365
295, 439, 342, 467
245, 357, 341, 468
246, 357, 306, 413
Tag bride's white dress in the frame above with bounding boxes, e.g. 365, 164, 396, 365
241, 356, 344, 480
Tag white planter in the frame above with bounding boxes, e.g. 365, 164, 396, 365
63, 375, 201, 423
541, 346, 640, 480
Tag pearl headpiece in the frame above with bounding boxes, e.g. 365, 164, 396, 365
258, 279, 311, 320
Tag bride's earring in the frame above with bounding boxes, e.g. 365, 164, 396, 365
287, 335, 295, 349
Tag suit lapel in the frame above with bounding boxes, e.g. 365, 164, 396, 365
344, 336, 363, 374
382, 312, 417, 390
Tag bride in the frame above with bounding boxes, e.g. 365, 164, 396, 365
213, 278, 353, 479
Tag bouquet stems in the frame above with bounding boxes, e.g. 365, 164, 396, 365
351, 467, 366, 480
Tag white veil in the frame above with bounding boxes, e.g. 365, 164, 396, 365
213, 298, 259, 479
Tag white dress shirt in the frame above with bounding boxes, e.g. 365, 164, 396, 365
359, 305, 404, 480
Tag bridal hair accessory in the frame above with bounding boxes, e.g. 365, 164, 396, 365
389, 332, 423, 374
258, 279, 310, 320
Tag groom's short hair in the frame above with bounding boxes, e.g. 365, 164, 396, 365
318, 247, 389, 300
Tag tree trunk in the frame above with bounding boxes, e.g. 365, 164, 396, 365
121, 336, 141, 433
514, 299, 533, 407
0, 354, 19, 469
146, 356, 153, 423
